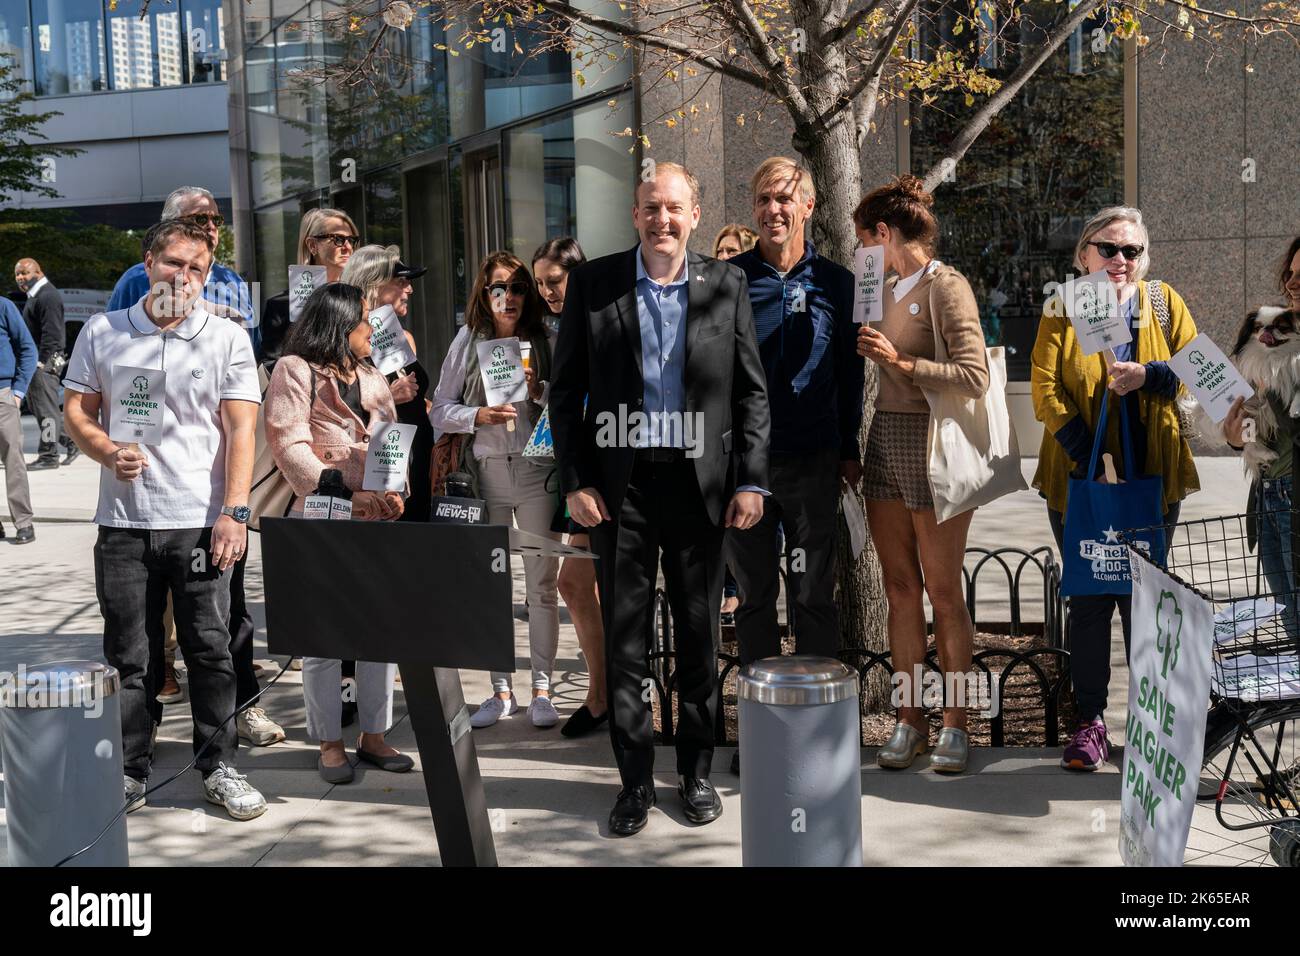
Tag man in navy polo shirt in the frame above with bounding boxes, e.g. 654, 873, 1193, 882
727, 157, 865, 712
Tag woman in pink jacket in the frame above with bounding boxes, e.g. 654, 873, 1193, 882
264, 282, 413, 784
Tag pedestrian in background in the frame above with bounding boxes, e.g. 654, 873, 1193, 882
0, 295, 37, 543
14, 258, 74, 469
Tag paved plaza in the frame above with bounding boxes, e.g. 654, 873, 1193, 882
0, 415, 1254, 865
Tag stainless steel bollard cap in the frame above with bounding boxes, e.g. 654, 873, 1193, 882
737, 656, 859, 706
0, 660, 121, 709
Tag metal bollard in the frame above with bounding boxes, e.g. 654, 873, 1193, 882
0, 661, 128, 866
739, 656, 862, 867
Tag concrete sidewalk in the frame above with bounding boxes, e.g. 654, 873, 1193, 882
0, 422, 1256, 865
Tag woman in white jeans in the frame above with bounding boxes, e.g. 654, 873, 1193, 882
430, 251, 562, 729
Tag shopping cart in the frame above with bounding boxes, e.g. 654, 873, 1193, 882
1124, 511, 1300, 867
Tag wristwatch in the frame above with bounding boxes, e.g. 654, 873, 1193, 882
221, 505, 251, 524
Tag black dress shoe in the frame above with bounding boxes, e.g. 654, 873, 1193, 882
730, 749, 740, 775
13, 526, 35, 544
27, 458, 58, 470
62, 444, 81, 466
678, 776, 722, 825
609, 784, 656, 836
560, 704, 609, 739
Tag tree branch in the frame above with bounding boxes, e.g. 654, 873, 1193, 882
823, 0, 886, 46
722, 0, 817, 121
816, 0, 918, 127
919, 0, 1103, 192
532, 0, 769, 89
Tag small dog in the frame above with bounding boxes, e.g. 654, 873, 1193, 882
1198, 306, 1300, 476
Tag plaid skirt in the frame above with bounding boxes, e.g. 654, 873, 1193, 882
862, 410, 934, 511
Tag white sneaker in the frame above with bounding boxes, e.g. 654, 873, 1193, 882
124, 776, 146, 813
237, 706, 286, 746
202, 763, 268, 821
529, 696, 560, 728
470, 694, 518, 728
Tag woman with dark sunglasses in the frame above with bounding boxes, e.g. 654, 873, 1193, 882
1030, 206, 1200, 773
431, 252, 563, 730
258, 208, 360, 364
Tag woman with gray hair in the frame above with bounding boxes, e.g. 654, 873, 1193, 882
1030, 206, 1200, 773
341, 244, 431, 520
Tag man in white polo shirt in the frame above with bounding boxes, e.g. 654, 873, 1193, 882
63, 219, 268, 821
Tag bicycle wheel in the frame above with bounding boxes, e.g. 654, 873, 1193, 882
1186, 701, 1300, 867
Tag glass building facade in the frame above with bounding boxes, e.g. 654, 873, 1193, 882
227, 0, 639, 365
0, 0, 226, 97
909, 0, 1126, 380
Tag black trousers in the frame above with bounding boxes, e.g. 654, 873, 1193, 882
591, 456, 724, 788
95, 526, 236, 779
1049, 502, 1180, 723
26, 364, 64, 460
725, 447, 841, 665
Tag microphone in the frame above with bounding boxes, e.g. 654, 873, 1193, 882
303, 468, 353, 520
430, 470, 488, 525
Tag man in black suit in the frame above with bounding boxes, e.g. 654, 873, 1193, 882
14, 259, 76, 468
550, 161, 771, 836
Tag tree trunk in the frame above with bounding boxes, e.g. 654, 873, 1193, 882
796, 117, 892, 713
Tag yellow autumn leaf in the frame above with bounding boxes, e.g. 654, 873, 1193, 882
964, 92, 975, 106
736, 113, 746, 126
666, 117, 677, 128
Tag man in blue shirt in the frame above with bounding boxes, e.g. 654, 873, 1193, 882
727, 157, 865, 692
108, 186, 257, 355
550, 161, 770, 836
0, 296, 37, 542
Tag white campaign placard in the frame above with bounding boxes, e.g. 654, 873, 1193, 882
362, 421, 417, 492
1061, 269, 1129, 356
288, 265, 327, 324
108, 365, 166, 445
367, 305, 417, 375
1119, 554, 1214, 867
852, 245, 885, 325
1166, 333, 1255, 423
476, 336, 527, 405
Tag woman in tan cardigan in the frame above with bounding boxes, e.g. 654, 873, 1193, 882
264, 282, 414, 784
853, 176, 989, 774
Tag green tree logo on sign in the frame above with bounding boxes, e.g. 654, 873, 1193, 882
132, 375, 150, 391
1156, 590, 1183, 679
387, 429, 402, 444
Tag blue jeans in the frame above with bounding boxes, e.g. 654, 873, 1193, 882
1256, 478, 1298, 638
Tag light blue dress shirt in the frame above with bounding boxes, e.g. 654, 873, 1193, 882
632, 247, 767, 496
635, 248, 689, 448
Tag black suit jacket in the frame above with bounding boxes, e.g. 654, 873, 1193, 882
550, 247, 770, 525
22, 282, 65, 364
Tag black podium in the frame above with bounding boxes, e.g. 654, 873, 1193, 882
260, 517, 590, 867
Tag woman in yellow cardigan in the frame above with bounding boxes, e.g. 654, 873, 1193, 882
1031, 206, 1199, 773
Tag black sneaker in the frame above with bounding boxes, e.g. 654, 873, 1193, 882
13, 526, 34, 544
62, 444, 81, 466
26, 458, 58, 470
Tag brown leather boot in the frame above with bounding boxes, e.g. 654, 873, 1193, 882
157, 661, 183, 704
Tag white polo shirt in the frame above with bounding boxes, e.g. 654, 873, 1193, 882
62, 297, 261, 530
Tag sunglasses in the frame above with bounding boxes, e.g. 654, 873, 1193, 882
1087, 240, 1144, 261
185, 213, 225, 228
488, 281, 531, 298
312, 233, 360, 248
